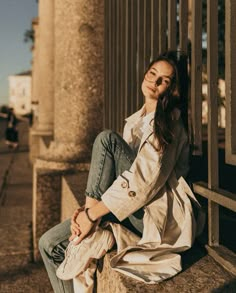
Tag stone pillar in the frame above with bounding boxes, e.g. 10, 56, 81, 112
44, 0, 104, 162
29, 18, 40, 162
31, 18, 39, 124
37, 0, 54, 133
33, 0, 104, 260
30, 0, 55, 163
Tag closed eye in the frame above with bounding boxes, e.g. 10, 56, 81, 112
164, 79, 170, 85
149, 70, 156, 76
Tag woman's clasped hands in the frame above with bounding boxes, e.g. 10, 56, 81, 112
69, 206, 98, 245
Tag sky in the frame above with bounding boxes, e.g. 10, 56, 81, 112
0, 0, 38, 105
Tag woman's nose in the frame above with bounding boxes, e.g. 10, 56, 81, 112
155, 77, 162, 87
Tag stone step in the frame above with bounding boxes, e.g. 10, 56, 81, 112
96, 244, 235, 293
61, 171, 88, 221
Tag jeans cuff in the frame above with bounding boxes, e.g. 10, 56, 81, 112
85, 191, 101, 201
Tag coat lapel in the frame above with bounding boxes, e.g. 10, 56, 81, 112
138, 118, 154, 152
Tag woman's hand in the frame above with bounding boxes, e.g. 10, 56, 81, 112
69, 201, 108, 243
69, 207, 84, 241
72, 210, 98, 245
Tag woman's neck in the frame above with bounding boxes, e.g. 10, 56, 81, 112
144, 99, 157, 114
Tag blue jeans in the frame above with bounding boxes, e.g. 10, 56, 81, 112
39, 130, 142, 293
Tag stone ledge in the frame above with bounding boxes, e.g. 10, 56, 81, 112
206, 245, 236, 276
96, 246, 235, 293
96, 251, 159, 293
54, 171, 236, 292
35, 158, 90, 173
30, 128, 53, 136
61, 171, 88, 221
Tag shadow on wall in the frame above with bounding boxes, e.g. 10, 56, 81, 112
211, 279, 236, 293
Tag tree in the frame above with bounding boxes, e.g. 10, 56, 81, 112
24, 29, 34, 44
23, 0, 37, 45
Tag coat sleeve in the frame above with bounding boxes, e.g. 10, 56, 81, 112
101, 120, 188, 221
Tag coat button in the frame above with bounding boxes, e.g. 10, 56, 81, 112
128, 191, 136, 197
121, 181, 128, 188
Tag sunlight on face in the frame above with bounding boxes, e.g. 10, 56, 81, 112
141, 61, 174, 101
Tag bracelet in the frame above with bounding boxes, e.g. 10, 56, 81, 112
85, 208, 97, 223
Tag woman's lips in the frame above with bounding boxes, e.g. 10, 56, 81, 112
147, 86, 156, 92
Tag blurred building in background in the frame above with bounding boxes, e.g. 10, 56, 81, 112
8, 70, 32, 115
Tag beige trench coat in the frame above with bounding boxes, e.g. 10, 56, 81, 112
73, 107, 204, 291
101, 107, 203, 283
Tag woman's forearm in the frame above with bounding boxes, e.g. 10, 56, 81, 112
87, 200, 110, 221
85, 196, 99, 208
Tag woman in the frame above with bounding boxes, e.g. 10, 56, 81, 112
0, 108, 19, 149
39, 51, 202, 292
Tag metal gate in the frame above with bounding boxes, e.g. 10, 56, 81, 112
104, 0, 236, 273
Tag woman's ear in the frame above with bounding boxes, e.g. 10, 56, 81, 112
173, 88, 179, 96
171, 82, 179, 97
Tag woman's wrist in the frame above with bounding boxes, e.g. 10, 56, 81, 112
84, 208, 97, 223
88, 201, 110, 221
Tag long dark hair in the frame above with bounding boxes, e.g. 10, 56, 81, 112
147, 51, 188, 151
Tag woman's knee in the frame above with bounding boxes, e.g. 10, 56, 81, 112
38, 229, 54, 254
38, 219, 71, 255
94, 130, 120, 147
39, 229, 69, 264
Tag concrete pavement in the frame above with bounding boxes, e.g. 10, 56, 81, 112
0, 120, 53, 292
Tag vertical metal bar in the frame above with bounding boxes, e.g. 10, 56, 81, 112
168, 0, 177, 50
190, 0, 202, 154
208, 201, 219, 246
130, 0, 138, 116
225, 0, 236, 165
151, 0, 159, 60
137, 0, 145, 109
104, 0, 109, 129
207, 0, 219, 247
124, 0, 129, 119
207, 0, 219, 189
179, 0, 188, 53
144, 0, 152, 68
120, 0, 126, 131
115, 0, 121, 133
159, 0, 167, 54
108, 0, 112, 129
110, 0, 115, 130
119, 1, 124, 133
112, 1, 117, 130
126, 1, 133, 118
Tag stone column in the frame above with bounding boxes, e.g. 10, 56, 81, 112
30, 0, 55, 162
31, 18, 39, 124
33, 0, 104, 260
37, 0, 54, 133
44, 0, 104, 162
29, 18, 40, 162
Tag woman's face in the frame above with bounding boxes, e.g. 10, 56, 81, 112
141, 60, 174, 101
